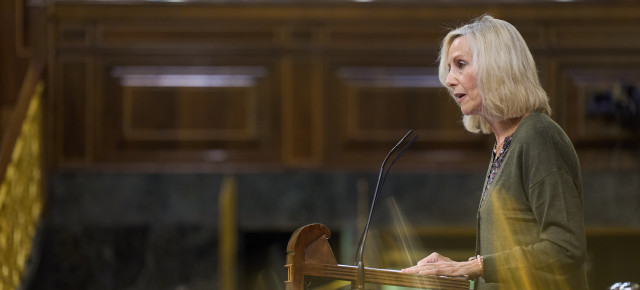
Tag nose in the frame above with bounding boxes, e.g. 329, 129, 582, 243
445, 69, 457, 88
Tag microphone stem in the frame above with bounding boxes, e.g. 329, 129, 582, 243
355, 169, 383, 289
354, 130, 417, 290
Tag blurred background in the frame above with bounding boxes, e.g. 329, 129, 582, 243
1, 0, 639, 289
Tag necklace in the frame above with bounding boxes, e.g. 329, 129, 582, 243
494, 116, 524, 156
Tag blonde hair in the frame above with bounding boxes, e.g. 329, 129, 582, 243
438, 15, 551, 134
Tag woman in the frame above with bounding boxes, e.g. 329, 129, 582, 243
402, 15, 589, 289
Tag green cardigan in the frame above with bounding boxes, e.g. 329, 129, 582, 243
475, 111, 589, 290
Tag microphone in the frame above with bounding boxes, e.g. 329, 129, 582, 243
354, 130, 418, 289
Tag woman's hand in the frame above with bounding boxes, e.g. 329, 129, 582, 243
415, 252, 454, 264
401, 252, 482, 278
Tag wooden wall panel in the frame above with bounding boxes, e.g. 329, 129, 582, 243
550, 54, 640, 169
47, 1, 640, 170
97, 24, 277, 50
336, 67, 462, 140
119, 75, 258, 142
325, 24, 443, 51
552, 56, 640, 141
0, 0, 30, 135
122, 87, 253, 140
563, 67, 640, 141
324, 64, 489, 169
549, 24, 640, 50
55, 58, 91, 164
58, 24, 92, 48
95, 60, 280, 165
281, 57, 323, 167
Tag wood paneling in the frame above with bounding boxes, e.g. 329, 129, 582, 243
95, 58, 281, 165
549, 24, 640, 50
324, 64, 488, 169
550, 54, 640, 169
281, 56, 323, 167
97, 24, 277, 49
47, 1, 640, 171
58, 25, 91, 48
0, 0, 30, 134
55, 57, 90, 164
115, 66, 262, 141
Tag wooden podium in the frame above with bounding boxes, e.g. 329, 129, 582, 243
285, 223, 470, 289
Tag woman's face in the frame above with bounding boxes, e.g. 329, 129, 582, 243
445, 36, 482, 116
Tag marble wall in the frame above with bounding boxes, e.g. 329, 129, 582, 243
24, 169, 640, 290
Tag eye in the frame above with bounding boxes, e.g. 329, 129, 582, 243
457, 60, 467, 69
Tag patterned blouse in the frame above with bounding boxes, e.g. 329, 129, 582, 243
480, 135, 513, 206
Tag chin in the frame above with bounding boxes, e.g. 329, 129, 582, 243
460, 109, 475, 116
460, 106, 482, 116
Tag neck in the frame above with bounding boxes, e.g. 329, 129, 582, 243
487, 113, 528, 149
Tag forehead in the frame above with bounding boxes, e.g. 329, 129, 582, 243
448, 36, 471, 60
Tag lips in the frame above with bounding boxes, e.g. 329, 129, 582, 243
454, 93, 466, 103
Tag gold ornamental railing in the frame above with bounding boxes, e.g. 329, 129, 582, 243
0, 61, 44, 289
